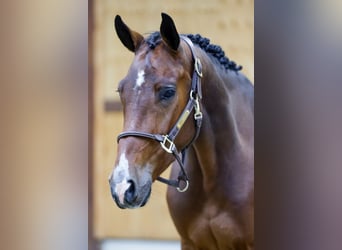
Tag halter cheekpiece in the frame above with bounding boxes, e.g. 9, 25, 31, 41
117, 36, 203, 192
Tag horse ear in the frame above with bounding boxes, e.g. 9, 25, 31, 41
160, 13, 180, 51
114, 15, 144, 52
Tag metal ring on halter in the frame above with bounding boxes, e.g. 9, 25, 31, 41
177, 179, 189, 192
190, 90, 196, 100
194, 58, 203, 77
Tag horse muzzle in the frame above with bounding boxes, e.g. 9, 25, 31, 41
109, 177, 151, 209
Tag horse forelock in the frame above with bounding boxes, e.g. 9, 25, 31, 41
145, 32, 162, 50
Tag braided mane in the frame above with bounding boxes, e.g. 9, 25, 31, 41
146, 32, 242, 72
186, 34, 242, 71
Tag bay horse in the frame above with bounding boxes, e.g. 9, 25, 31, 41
108, 13, 254, 250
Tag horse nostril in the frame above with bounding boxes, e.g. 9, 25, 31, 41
124, 180, 137, 204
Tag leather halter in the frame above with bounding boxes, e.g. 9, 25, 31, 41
117, 36, 203, 192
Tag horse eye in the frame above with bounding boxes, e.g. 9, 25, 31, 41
159, 87, 176, 101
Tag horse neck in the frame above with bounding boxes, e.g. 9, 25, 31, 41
190, 51, 244, 193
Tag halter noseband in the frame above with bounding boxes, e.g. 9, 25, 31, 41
117, 36, 203, 192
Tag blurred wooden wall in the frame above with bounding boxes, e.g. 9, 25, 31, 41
91, 0, 253, 240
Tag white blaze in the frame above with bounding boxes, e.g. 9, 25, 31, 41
113, 153, 131, 204
135, 70, 145, 88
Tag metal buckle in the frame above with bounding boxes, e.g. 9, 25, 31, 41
194, 95, 203, 120
194, 112, 203, 120
195, 58, 203, 78
160, 135, 175, 154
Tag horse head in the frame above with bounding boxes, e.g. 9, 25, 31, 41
109, 13, 197, 209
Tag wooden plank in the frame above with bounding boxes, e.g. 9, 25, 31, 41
104, 101, 122, 112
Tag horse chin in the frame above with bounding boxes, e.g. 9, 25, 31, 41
139, 187, 151, 207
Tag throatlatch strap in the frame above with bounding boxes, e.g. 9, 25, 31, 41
156, 147, 189, 192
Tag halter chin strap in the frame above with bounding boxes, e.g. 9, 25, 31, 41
117, 36, 203, 192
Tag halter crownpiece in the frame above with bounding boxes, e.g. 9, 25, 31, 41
117, 36, 203, 192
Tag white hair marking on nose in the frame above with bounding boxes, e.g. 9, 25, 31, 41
113, 153, 131, 204
135, 70, 145, 89
115, 153, 129, 176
